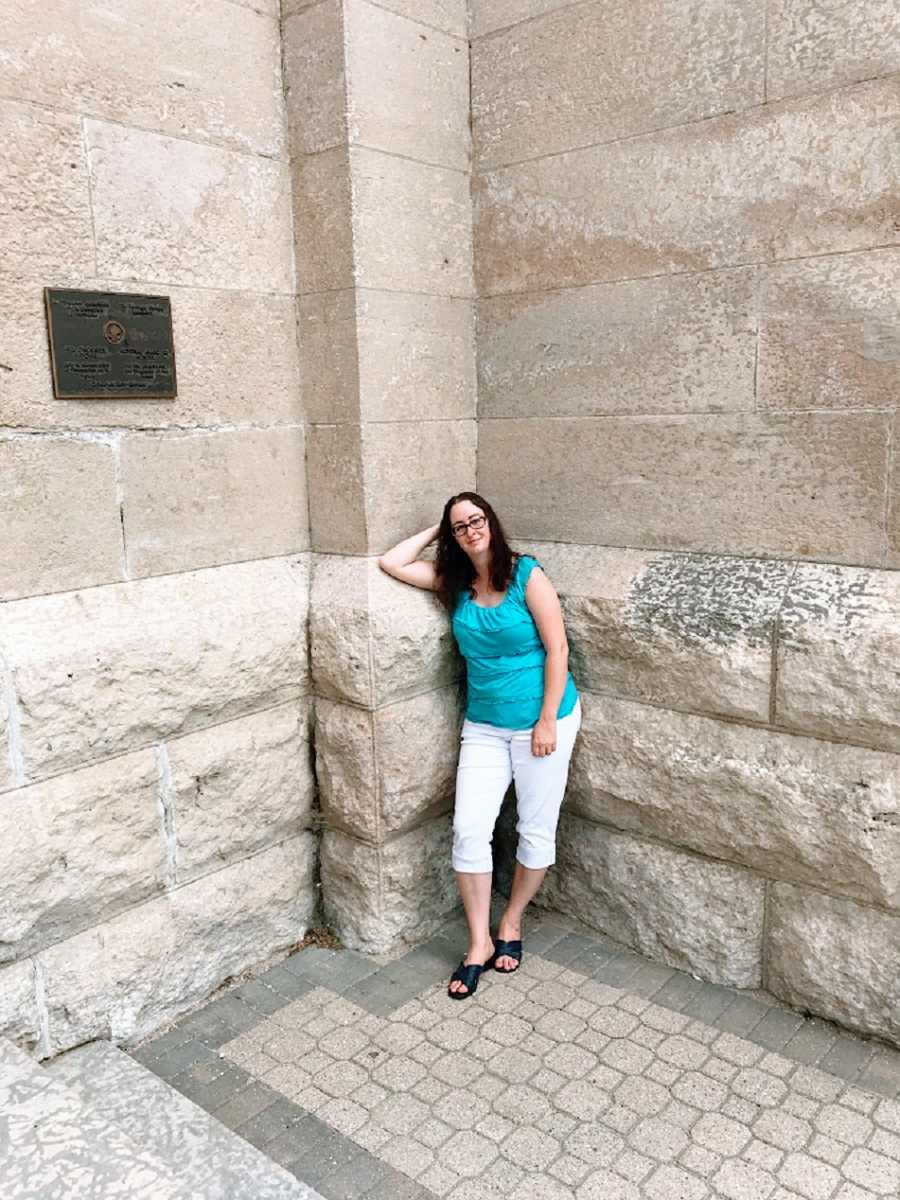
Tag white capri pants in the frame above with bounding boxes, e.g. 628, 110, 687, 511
452, 700, 582, 873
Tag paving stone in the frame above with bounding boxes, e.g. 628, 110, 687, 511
819, 1037, 876, 1084
778, 1151, 841, 1199
749, 1007, 807, 1053
643, 1163, 709, 1200
318, 1148, 399, 1200
714, 995, 772, 1038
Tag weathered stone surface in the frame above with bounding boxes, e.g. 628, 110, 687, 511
38, 835, 316, 1054
2, 0, 285, 156
472, 0, 764, 167
357, 290, 476, 422
283, 0, 346, 157
566, 695, 900, 912
366, 0, 467, 38
298, 289, 360, 424
768, 883, 900, 1046
0, 750, 164, 961
474, 77, 900, 295
301, 290, 475, 425
3, 282, 303, 431
478, 268, 758, 418
316, 688, 461, 841
362, 418, 476, 553
768, 0, 900, 102
0, 960, 38, 1051
544, 813, 765, 988
166, 703, 314, 885
293, 146, 354, 294
759, 249, 900, 412
0, 686, 14, 794
346, 0, 470, 171
889, 410, 900, 569
85, 120, 294, 293
776, 564, 900, 754
306, 424, 367, 555
310, 555, 460, 708
479, 412, 889, 564
0, 100, 94, 280
1, 436, 124, 602
0, 556, 309, 781
120, 427, 309, 577
321, 819, 457, 952
522, 542, 788, 721
352, 146, 474, 297
469, 0, 566, 38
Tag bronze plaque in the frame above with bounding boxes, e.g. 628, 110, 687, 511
44, 288, 177, 399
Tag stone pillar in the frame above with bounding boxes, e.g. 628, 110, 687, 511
283, 0, 475, 950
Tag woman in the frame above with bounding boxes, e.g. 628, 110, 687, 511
378, 492, 581, 1000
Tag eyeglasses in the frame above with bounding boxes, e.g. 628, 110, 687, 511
451, 514, 487, 538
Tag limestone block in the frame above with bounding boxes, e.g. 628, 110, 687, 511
758, 249, 900, 412
1, 436, 124, 602
889, 410, 900, 569
38, 835, 316, 1055
472, 0, 764, 167
474, 77, 900, 295
567, 695, 900, 912
84, 120, 294, 293
0, 556, 309, 781
2, 0, 285, 156
299, 290, 360, 424
478, 267, 758, 419
235, 0, 279, 13
283, 0, 346, 157
522, 542, 788, 721
346, 0, 470, 171
321, 820, 457, 953
478, 411, 889, 564
352, 147, 474, 297
362, 418, 476, 553
357, 291, 476, 423
0, 960, 38, 1051
310, 555, 460, 708
307, 424, 368, 555
775, 564, 900, 754
544, 814, 764, 988
2, 282, 303, 431
0, 750, 164, 962
316, 688, 461, 841
120, 427, 309, 577
767, 883, 900, 1047
293, 147, 355, 294
768, 0, 900, 102
166, 703, 314, 885
470, 0, 565, 38
0, 100, 94, 280
0, 687, 14, 794
365, 0, 468, 38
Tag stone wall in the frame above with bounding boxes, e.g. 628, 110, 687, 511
470, 1, 900, 1049
286, 0, 476, 952
0, 1, 315, 1055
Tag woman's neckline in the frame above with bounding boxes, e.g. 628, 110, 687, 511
469, 589, 508, 610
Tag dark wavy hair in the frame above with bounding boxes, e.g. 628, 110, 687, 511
434, 492, 518, 612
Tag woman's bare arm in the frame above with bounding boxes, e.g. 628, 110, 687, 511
377, 523, 440, 590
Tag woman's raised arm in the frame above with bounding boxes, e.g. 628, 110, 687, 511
377, 523, 441, 590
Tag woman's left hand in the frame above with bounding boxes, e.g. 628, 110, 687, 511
532, 716, 557, 757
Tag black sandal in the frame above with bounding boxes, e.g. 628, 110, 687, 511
447, 953, 497, 1000
493, 939, 523, 973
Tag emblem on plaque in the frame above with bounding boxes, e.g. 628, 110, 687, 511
44, 288, 177, 400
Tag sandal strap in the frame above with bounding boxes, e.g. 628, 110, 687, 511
494, 939, 523, 960
450, 960, 484, 989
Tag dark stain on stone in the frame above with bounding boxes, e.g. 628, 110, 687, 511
626, 554, 793, 649
873, 812, 900, 828
779, 564, 879, 649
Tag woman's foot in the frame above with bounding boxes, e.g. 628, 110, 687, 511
448, 937, 495, 996
495, 914, 521, 972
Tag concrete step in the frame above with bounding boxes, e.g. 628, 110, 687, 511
45, 1040, 323, 1200
1, 1037, 189, 1200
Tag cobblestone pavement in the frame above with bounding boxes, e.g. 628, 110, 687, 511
131, 907, 900, 1200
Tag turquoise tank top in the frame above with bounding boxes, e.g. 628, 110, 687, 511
451, 555, 579, 730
